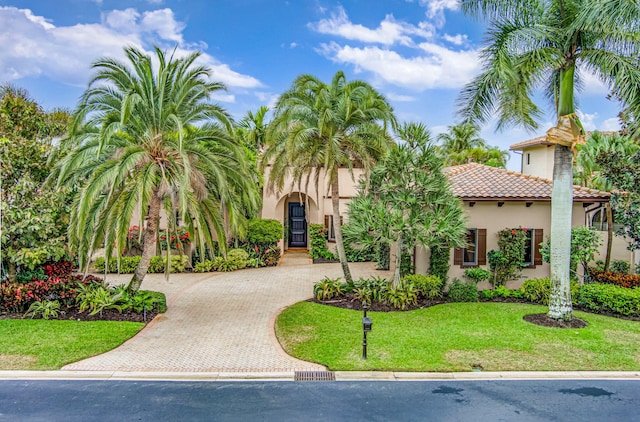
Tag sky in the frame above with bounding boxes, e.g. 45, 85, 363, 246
0, 0, 625, 170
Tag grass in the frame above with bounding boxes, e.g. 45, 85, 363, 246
275, 302, 640, 372
0, 320, 144, 370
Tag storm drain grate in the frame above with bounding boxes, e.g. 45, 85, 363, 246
294, 371, 336, 382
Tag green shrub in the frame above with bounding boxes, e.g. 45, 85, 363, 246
309, 224, 335, 260
94, 256, 141, 273
402, 274, 442, 299
123, 290, 166, 313
313, 277, 345, 300
480, 289, 496, 300
227, 248, 249, 269
193, 260, 214, 273
350, 277, 389, 305
247, 218, 283, 244
148, 255, 188, 273
376, 242, 390, 270
447, 279, 478, 302
142, 290, 167, 313
400, 248, 414, 277
23, 300, 60, 319
16, 267, 47, 283
494, 285, 512, 298
429, 244, 450, 284
463, 268, 492, 283
610, 260, 631, 274
386, 282, 419, 310
344, 242, 376, 262
576, 283, 640, 317
520, 278, 580, 305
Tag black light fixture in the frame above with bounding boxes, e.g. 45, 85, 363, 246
469, 201, 476, 207
498, 202, 505, 207
362, 303, 372, 359
526, 202, 533, 207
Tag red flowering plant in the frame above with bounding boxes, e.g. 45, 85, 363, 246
127, 225, 144, 253
159, 226, 191, 250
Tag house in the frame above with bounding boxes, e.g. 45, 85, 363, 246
261, 145, 636, 283
511, 135, 638, 273
414, 163, 610, 287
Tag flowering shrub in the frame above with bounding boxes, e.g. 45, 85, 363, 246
127, 225, 144, 251
588, 269, 640, 289
488, 227, 529, 286
159, 226, 191, 250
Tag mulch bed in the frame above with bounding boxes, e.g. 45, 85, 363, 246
309, 293, 446, 312
0, 308, 158, 323
523, 313, 588, 328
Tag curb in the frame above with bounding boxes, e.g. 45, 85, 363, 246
1, 370, 639, 382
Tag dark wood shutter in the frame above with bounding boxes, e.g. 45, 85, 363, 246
477, 229, 487, 266
454, 247, 463, 266
324, 215, 330, 228
534, 228, 543, 266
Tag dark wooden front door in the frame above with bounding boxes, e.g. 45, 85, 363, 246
288, 203, 307, 248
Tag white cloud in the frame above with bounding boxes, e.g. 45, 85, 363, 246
309, 6, 433, 46
386, 92, 416, 102
442, 33, 467, 45
317, 41, 479, 90
600, 117, 620, 131
0, 6, 262, 90
577, 110, 598, 131
419, 0, 460, 27
578, 67, 609, 95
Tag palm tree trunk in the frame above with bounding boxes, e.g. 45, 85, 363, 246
548, 145, 574, 321
331, 177, 352, 283
604, 202, 613, 272
548, 65, 576, 321
392, 234, 403, 288
128, 189, 162, 293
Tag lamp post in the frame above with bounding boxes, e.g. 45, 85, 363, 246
362, 303, 372, 359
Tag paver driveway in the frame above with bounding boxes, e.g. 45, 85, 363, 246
63, 253, 391, 373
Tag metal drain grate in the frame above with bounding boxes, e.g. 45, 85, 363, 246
294, 371, 336, 382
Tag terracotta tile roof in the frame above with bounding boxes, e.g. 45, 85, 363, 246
509, 136, 551, 150
444, 163, 610, 202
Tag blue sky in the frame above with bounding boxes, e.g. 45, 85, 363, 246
0, 0, 624, 170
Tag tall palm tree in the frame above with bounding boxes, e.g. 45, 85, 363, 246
458, 0, 640, 320
56, 46, 260, 292
262, 71, 396, 282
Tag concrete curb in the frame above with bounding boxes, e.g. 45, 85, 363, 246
1, 370, 639, 382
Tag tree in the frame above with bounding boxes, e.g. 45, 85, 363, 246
458, 0, 640, 321
596, 150, 640, 252
0, 85, 71, 280
262, 71, 396, 283
56, 46, 260, 292
437, 122, 509, 167
344, 122, 467, 287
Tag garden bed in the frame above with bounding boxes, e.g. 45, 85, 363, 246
1, 308, 158, 323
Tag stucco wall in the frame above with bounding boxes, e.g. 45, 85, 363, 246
520, 145, 555, 179
415, 200, 591, 289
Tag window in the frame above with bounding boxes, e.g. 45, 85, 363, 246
454, 228, 486, 268
526, 153, 531, 165
523, 228, 543, 268
324, 215, 343, 242
463, 229, 477, 265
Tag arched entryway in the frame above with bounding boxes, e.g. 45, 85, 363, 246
288, 202, 307, 248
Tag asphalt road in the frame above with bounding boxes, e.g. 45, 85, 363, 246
1, 379, 639, 421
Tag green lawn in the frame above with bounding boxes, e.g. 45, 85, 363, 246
276, 302, 640, 372
0, 320, 144, 370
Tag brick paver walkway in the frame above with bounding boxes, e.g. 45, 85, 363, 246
62, 254, 391, 373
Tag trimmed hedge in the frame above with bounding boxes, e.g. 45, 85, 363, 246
520, 278, 579, 305
588, 268, 640, 289
94, 256, 188, 273
247, 218, 283, 244
575, 283, 640, 317
402, 274, 442, 299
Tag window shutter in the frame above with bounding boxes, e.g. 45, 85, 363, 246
534, 228, 543, 266
454, 248, 462, 266
324, 215, 329, 228
477, 229, 487, 265
339, 216, 344, 225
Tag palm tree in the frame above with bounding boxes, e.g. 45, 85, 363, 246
437, 123, 487, 164
262, 71, 396, 283
56, 46, 260, 292
458, 0, 640, 320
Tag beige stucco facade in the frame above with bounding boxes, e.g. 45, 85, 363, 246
518, 145, 556, 179
261, 166, 364, 250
